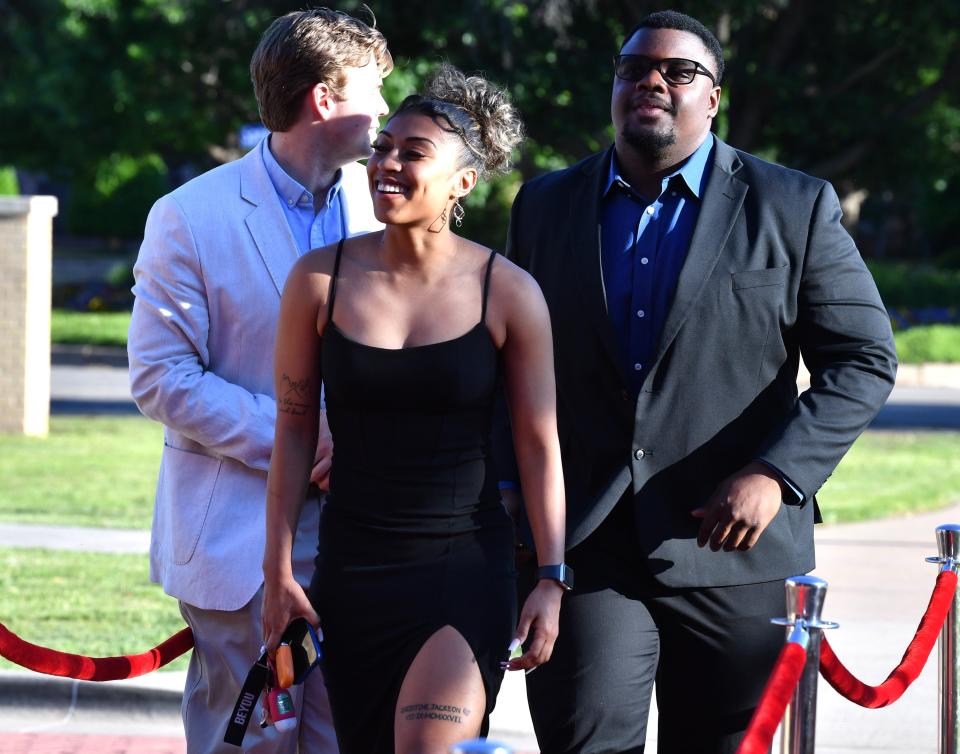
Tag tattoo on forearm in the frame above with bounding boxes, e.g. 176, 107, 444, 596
278, 373, 312, 416
282, 374, 309, 398
399, 702, 471, 724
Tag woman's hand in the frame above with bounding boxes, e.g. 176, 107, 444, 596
501, 579, 563, 672
261, 574, 321, 653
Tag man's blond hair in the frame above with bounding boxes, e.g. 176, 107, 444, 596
250, 8, 392, 133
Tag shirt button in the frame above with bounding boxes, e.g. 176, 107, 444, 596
640, 257, 649, 265
671, 191, 678, 197
645, 206, 654, 215
636, 309, 645, 318
633, 362, 642, 371
286, 198, 294, 206
634, 448, 646, 460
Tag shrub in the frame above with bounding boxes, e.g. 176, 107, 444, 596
867, 260, 960, 309
895, 325, 960, 364
0, 166, 19, 195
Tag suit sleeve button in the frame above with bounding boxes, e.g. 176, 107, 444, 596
634, 448, 646, 460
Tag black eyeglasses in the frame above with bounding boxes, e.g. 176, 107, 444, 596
614, 54, 717, 86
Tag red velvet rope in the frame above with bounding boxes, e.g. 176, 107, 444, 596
0, 623, 194, 681
736, 641, 807, 754
819, 569, 958, 708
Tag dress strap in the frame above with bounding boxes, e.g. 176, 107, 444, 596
327, 237, 345, 322
480, 250, 497, 324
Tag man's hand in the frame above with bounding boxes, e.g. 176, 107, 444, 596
310, 409, 333, 489
691, 461, 785, 552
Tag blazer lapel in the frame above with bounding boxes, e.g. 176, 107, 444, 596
240, 141, 299, 296
570, 149, 626, 381
651, 139, 748, 370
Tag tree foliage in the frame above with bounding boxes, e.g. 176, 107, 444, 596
1, 0, 957, 256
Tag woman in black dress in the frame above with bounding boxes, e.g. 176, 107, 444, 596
262, 64, 566, 754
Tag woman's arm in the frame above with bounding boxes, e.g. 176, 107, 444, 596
262, 255, 327, 651
498, 264, 566, 671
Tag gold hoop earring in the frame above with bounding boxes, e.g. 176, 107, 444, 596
452, 199, 465, 228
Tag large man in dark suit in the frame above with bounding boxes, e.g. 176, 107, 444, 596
500, 10, 897, 753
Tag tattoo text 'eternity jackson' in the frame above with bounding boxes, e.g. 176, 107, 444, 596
399, 702, 472, 724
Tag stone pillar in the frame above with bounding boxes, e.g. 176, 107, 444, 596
0, 196, 58, 435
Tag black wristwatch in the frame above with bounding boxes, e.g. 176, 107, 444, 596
537, 563, 574, 591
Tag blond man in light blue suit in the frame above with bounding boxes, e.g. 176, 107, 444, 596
128, 10, 392, 753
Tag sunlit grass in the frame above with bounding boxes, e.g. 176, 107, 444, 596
0, 423, 956, 676
818, 431, 960, 523
0, 548, 187, 672
51, 309, 131, 347
0, 415, 161, 529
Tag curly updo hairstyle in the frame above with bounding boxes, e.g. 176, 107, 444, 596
393, 63, 525, 178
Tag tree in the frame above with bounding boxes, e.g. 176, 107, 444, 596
1, 0, 957, 257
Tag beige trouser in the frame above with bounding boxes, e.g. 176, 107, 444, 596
178, 497, 337, 754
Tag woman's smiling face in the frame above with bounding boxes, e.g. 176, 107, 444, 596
367, 111, 476, 228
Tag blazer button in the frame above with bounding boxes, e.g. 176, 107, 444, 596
634, 448, 646, 460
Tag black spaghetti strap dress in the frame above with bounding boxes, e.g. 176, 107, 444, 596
308, 241, 517, 754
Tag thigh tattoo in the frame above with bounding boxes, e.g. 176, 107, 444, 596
399, 702, 472, 725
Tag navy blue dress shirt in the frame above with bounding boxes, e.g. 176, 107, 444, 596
599, 134, 802, 501
600, 134, 714, 396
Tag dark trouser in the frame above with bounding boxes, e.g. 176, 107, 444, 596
522, 501, 785, 754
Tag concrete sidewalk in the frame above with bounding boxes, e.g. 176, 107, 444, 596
4, 505, 960, 752
491, 503, 960, 753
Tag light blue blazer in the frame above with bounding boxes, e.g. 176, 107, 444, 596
129, 138, 380, 610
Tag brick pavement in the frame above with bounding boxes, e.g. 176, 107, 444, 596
0, 733, 185, 754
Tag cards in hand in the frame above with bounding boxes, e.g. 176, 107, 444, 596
279, 618, 322, 685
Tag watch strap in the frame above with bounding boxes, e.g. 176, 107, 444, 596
537, 563, 574, 591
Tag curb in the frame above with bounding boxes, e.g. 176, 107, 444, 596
52, 344, 128, 368
895, 362, 960, 389
798, 361, 960, 390
0, 669, 540, 751
0, 669, 183, 717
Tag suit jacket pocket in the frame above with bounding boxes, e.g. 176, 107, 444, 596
732, 265, 789, 291
159, 443, 223, 565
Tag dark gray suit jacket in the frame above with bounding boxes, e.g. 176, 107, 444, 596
501, 137, 897, 588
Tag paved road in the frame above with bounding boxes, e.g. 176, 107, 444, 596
49, 362, 960, 428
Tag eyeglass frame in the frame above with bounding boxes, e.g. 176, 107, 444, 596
613, 54, 718, 86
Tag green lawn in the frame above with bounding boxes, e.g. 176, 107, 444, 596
0, 418, 957, 531
51, 309, 131, 347
0, 415, 161, 529
0, 548, 187, 672
817, 431, 960, 524
0, 420, 957, 675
